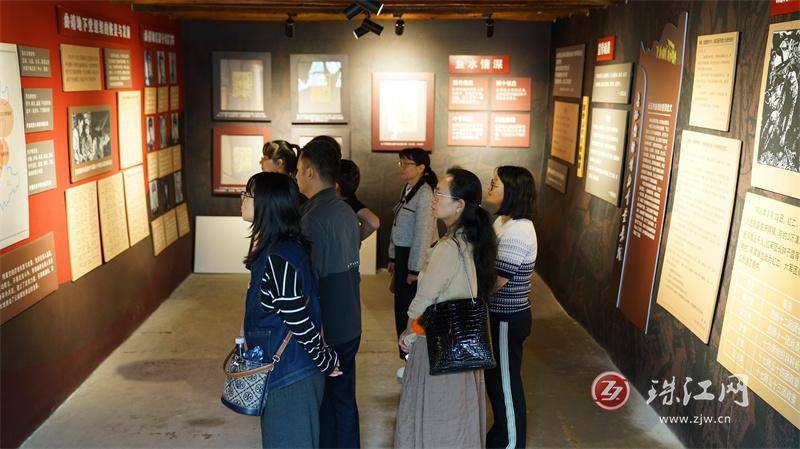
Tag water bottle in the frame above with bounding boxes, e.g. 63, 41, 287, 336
231, 337, 246, 372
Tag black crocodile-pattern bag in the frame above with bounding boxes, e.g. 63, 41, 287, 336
420, 241, 495, 375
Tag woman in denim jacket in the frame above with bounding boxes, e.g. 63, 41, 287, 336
240, 172, 341, 448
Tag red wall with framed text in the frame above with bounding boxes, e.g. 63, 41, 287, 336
0, 2, 188, 447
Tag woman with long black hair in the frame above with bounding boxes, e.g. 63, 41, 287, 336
240, 172, 341, 448
394, 168, 498, 448
388, 148, 439, 372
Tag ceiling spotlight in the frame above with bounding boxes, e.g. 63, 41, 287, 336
355, 0, 383, 16
344, 3, 362, 20
285, 14, 296, 38
344, 0, 383, 20
484, 13, 494, 38
395, 14, 404, 36
354, 16, 382, 39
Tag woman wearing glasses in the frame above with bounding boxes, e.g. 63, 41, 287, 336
395, 168, 497, 449
388, 148, 438, 373
483, 166, 538, 449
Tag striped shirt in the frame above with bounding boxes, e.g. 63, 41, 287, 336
490, 217, 537, 317
260, 254, 338, 375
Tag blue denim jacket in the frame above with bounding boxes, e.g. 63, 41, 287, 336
244, 239, 323, 391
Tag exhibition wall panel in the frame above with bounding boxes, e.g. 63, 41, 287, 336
537, 1, 799, 447
181, 20, 551, 268
0, 2, 189, 447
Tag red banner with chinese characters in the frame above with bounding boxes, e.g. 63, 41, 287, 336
771, 0, 800, 16
141, 26, 177, 46
57, 5, 133, 43
449, 55, 510, 74
597, 36, 616, 62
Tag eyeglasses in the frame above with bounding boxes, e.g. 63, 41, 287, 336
398, 161, 418, 168
240, 191, 254, 200
488, 179, 501, 191
433, 190, 459, 202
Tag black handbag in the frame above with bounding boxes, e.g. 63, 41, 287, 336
420, 240, 495, 375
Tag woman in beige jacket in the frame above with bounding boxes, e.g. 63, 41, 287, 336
394, 168, 498, 449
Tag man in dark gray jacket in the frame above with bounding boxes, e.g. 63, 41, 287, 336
297, 137, 362, 448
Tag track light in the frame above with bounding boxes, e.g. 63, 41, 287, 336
353, 15, 383, 39
343, 3, 362, 20
343, 0, 383, 20
484, 13, 494, 38
355, 0, 383, 16
285, 14, 295, 38
395, 13, 404, 36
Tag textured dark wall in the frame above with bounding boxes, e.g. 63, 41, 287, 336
181, 19, 551, 267
537, 1, 800, 447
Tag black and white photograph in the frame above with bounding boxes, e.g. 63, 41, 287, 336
174, 171, 184, 204
146, 116, 156, 151
148, 180, 159, 215
169, 51, 177, 84
68, 105, 113, 182
144, 50, 153, 86
756, 28, 799, 173
170, 112, 180, 144
159, 115, 168, 148
160, 178, 173, 211
157, 50, 166, 85
752, 20, 800, 200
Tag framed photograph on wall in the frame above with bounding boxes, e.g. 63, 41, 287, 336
146, 116, 156, 151
68, 105, 113, 182
156, 50, 166, 85
212, 51, 271, 121
159, 114, 168, 148
751, 20, 800, 199
372, 72, 435, 151
291, 126, 351, 158
213, 124, 271, 195
143, 50, 153, 86
290, 54, 348, 123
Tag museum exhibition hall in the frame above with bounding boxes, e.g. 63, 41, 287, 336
0, 0, 798, 448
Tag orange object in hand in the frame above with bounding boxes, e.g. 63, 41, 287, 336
410, 318, 426, 336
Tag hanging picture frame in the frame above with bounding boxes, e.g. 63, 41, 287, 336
212, 124, 271, 195
371, 72, 435, 152
290, 54, 348, 124
291, 126, 351, 158
212, 51, 271, 121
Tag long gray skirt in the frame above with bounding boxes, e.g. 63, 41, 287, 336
394, 336, 487, 449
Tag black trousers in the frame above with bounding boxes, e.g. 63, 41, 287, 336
393, 246, 418, 359
320, 336, 361, 448
485, 312, 532, 449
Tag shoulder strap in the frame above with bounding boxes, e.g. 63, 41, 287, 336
453, 238, 475, 300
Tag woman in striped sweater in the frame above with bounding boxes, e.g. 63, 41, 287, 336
483, 166, 538, 449
240, 172, 341, 448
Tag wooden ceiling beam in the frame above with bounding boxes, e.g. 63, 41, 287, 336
122, 0, 619, 21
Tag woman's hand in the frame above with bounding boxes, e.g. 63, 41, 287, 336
329, 364, 343, 377
387, 262, 395, 274
399, 328, 415, 353
406, 273, 418, 285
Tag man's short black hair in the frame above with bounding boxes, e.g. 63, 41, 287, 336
301, 136, 342, 185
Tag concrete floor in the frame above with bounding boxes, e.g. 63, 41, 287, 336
23, 272, 684, 449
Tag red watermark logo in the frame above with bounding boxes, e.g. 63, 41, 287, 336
591, 371, 630, 411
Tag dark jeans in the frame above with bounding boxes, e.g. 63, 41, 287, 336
486, 312, 532, 449
320, 336, 361, 448
393, 246, 417, 359
260, 372, 325, 449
